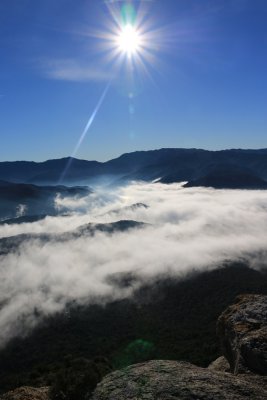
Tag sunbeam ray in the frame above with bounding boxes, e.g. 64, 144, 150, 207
59, 80, 112, 183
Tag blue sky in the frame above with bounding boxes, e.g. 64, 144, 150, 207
0, 0, 267, 161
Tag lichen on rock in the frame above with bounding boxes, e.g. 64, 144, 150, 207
217, 294, 267, 375
0, 387, 49, 400
92, 359, 267, 400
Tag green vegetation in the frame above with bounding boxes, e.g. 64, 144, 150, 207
49, 356, 111, 400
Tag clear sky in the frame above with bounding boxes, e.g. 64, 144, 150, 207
0, 0, 267, 162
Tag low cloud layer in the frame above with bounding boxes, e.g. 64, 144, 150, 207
1, 182, 267, 347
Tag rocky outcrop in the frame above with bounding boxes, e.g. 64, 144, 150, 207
92, 359, 267, 400
93, 294, 267, 399
217, 294, 267, 374
0, 387, 49, 400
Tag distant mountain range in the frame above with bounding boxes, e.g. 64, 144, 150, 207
1, 148, 267, 188
183, 168, 267, 189
0, 180, 91, 220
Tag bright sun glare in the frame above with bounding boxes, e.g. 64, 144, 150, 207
117, 24, 142, 56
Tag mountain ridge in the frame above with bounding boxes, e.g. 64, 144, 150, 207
2, 148, 267, 186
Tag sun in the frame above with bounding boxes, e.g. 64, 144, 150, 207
98, 1, 160, 71
117, 24, 142, 57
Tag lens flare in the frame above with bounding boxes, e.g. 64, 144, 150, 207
96, 0, 159, 72
59, 81, 111, 183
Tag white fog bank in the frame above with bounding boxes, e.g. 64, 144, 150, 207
1, 182, 267, 346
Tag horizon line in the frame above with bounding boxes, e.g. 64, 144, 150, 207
1, 146, 267, 164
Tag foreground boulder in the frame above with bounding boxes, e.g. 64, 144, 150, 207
217, 294, 267, 374
92, 359, 267, 400
0, 387, 49, 400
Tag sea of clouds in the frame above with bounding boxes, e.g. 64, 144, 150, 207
1, 182, 267, 347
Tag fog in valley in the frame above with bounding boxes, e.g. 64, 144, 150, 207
1, 182, 267, 347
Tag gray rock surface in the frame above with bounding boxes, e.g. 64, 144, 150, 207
92, 359, 267, 400
208, 356, 230, 372
0, 387, 49, 400
217, 294, 267, 374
